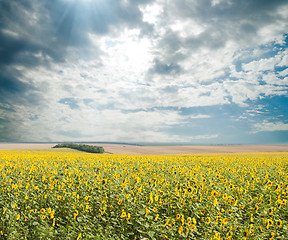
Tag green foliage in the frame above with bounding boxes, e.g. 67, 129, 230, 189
52, 143, 104, 154
0, 151, 287, 239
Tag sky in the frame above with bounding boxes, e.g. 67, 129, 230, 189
0, 0, 288, 144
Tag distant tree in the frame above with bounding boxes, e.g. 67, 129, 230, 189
52, 143, 104, 153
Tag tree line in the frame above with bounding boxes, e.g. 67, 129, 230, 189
52, 143, 104, 153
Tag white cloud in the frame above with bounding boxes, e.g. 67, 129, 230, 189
140, 2, 164, 24
189, 114, 211, 119
188, 134, 219, 140
242, 57, 278, 73
253, 121, 288, 133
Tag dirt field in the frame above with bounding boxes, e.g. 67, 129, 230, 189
0, 143, 287, 155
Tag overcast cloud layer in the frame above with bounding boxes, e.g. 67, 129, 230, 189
0, 0, 288, 144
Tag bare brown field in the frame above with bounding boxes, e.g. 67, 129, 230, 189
0, 143, 56, 150
0, 143, 287, 155
101, 144, 288, 155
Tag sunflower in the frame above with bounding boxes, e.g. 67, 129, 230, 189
40, 208, 46, 214
243, 230, 249, 238
211, 190, 217, 197
269, 232, 275, 240
276, 219, 283, 227
249, 224, 254, 234
178, 226, 184, 234
120, 211, 126, 218
268, 208, 274, 215
200, 209, 206, 215
74, 210, 79, 219
213, 199, 218, 207
192, 218, 196, 225
76, 233, 81, 240
222, 218, 228, 225
176, 214, 181, 219
164, 219, 170, 227
266, 219, 273, 229
205, 217, 211, 224
145, 208, 150, 218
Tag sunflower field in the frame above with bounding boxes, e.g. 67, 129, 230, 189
0, 150, 287, 239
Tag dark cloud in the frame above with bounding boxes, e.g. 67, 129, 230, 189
173, 0, 288, 24
0, 66, 44, 107
0, 72, 29, 94
149, 59, 182, 75
44, 0, 153, 44
0, 118, 17, 142
0, 0, 153, 67
0, 0, 154, 105
153, 0, 288, 69
0, 101, 15, 113
0, 0, 154, 116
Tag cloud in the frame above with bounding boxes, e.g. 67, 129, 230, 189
58, 98, 80, 110
0, 0, 288, 143
146, 0, 288, 61
253, 121, 288, 133
149, 59, 182, 75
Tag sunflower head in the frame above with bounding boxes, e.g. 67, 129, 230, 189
276, 219, 283, 227
205, 217, 211, 224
